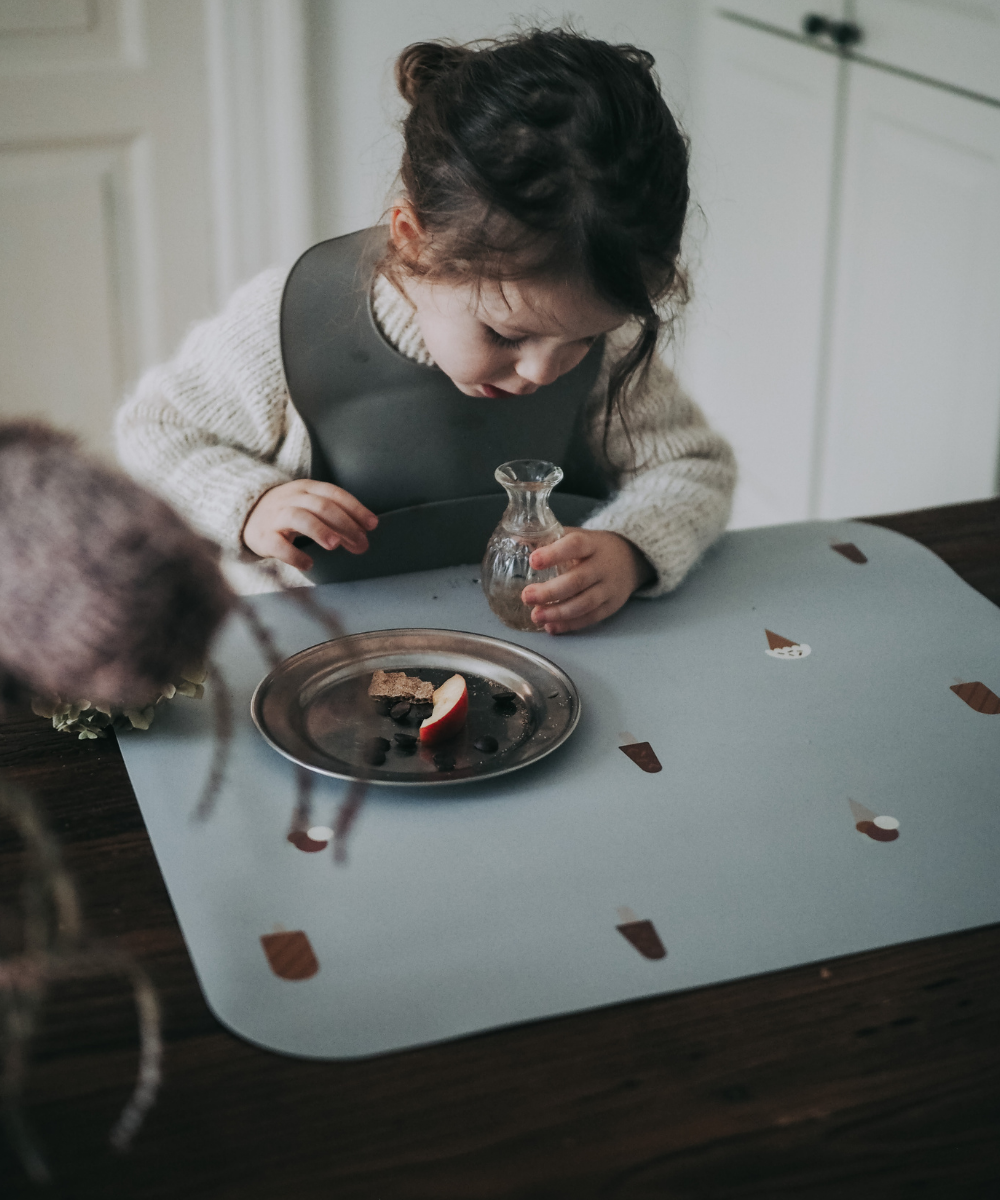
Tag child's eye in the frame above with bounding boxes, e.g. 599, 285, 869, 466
484, 326, 526, 349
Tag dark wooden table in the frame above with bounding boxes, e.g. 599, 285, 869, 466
3, 501, 1000, 1199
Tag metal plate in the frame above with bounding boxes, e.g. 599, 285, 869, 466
250, 628, 581, 787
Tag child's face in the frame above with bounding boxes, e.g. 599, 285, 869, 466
402, 271, 626, 399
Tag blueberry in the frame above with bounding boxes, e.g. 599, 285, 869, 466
365, 748, 387, 766
389, 701, 411, 721
393, 732, 417, 748
474, 736, 498, 753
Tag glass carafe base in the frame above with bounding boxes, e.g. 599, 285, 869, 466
484, 583, 541, 632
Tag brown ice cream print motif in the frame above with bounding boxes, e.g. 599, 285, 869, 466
618, 731, 662, 773
950, 681, 1000, 715
765, 629, 811, 660
831, 542, 868, 564
616, 907, 667, 960
261, 928, 320, 980
286, 782, 331, 853
287, 826, 332, 853
849, 798, 900, 843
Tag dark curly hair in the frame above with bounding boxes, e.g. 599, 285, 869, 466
382, 27, 691, 461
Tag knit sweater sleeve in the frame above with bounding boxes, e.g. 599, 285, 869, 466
114, 267, 311, 560
582, 324, 737, 598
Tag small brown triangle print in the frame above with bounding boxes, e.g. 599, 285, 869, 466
766, 629, 797, 650
764, 630, 812, 659
260, 929, 320, 980
619, 741, 662, 773
616, 908, 666, 960
951, 681, 1000, 715
832, 542, 867, 564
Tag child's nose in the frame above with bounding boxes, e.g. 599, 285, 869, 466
515, 346, 568, 387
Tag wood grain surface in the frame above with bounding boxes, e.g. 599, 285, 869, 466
2, 501, 999, 1198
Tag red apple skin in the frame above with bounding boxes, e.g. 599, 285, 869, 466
419, 675, 469, 745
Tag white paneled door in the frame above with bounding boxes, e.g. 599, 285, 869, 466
0, 0, 219, 454
0, 0, 312, 457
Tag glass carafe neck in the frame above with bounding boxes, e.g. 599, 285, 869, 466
495, 460, 563, 535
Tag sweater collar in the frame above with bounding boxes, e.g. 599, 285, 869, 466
370, 273, 435, 368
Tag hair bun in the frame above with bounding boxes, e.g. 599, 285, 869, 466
395, 41, 470, 105
617, 43, 656, 73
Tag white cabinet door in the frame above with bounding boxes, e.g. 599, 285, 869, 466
0, 0, 217, 454
717, 1, 846, 38
817, 62, 1000, 517
685, 16, 840, 526
854, 0, 1000, 102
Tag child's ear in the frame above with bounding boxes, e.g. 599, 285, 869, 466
389, 201, 426, 266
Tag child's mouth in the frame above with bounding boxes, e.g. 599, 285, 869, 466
481, 384, 533, 399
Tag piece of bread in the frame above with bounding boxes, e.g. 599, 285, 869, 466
368, 669, 434, 702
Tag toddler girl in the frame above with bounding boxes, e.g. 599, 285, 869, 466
117, 28, 735, 634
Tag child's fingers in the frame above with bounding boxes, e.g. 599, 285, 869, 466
530, 580, 608, 625
528, 529, 592, 572
282, 509, 357, 553
541, 597, 618, 634
521, 563, 599, 607
254, 529, 314, 572
303, 481, 378, 532
290, 499, 370, 553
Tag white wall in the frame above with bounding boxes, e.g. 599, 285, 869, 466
306, 1, 700, 240
207, 0, 315, 305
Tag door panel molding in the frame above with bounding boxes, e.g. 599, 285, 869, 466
0, 0, 145, 75
0, 136, 155, 449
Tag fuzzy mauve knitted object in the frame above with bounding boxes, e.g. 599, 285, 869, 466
0, 421, 234, 707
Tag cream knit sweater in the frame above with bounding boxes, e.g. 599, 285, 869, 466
115, 266, 736, 596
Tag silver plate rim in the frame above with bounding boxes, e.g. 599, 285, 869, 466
249, 627, 581, 787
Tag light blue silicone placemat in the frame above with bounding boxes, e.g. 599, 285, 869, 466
118, 520, 1000, 1059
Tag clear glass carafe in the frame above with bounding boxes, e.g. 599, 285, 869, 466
481, 460, 565, 632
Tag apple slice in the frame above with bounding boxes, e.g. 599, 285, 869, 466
419, 674, 468, 745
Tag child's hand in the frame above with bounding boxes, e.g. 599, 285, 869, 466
242, 480, 378, 572
520, 529, 654, 634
